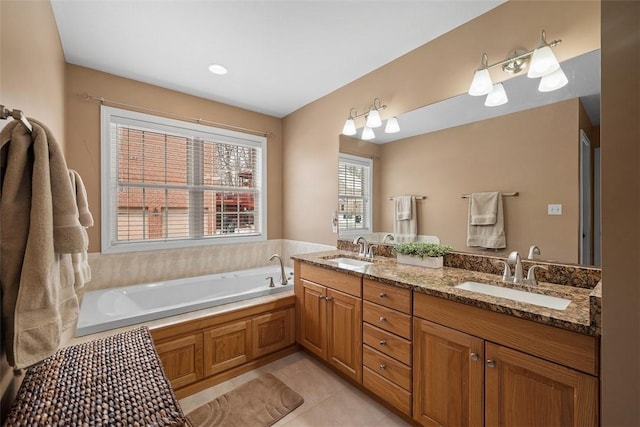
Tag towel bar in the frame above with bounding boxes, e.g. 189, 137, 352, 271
389, 195, 426, 200
461, 192, 518, 198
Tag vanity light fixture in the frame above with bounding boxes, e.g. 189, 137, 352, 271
341, 98, 400, 139
468, 30, 565, 107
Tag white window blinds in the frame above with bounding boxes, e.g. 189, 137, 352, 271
101, 106, 266, 253
338, 154, 372, 234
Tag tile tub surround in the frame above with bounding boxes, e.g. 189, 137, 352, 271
293, 250, 601, 336
85, 239, 335, 292
337, 240, 601, 289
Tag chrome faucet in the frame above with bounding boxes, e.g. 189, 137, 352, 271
382, 233, 395, 244
353, 236, 368, 257
524, 264, 549, 286
498, 251, 549, 286
269, 254, 288, 285
528, 245, 541, 259
366, 244, 379, 259
507, 251, 524, 283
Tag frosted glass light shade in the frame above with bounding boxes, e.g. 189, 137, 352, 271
362, 126, 375, 140
385, 117, 400, 133
468, 68, 493, 96
484, 83, 508, 107
527, 45, 560, 78
538, 67, 568, 92
342, 118, 356, 135
366, 109, 382, 128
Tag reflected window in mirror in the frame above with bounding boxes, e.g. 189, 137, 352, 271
338, 154, 372, 236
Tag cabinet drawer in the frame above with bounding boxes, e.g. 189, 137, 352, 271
363, 301, 411, 339
363, 323, 411, 365
363, 345, 411, 391
363, 279, 411, 314
300, 263, 361, 297
363, 366, 412, 416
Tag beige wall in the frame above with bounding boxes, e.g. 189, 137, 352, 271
601, 1, 640, 425
64, 64, 284, 253
0, 0, 66, 420
376, 99, 581, 263
282, 1, 600, 246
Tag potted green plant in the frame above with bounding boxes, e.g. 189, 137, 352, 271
394, 242, 453, 268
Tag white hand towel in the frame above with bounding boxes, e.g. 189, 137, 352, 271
470, 192, 499, 225
395, 195, 413, 220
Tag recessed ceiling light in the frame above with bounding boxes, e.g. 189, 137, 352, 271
208, 64, 228, 75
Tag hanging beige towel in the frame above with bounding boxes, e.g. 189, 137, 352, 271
393, 196, 417, 243
0, 119, 85, 369
466, 192, 506, 249
395, 195, 412, 220
470, 191, 499, 225
69, 169, 93, 289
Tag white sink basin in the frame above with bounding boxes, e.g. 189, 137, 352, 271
326, 257, 373, 272
455, 281, 571, 311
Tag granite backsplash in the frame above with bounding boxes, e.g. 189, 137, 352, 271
336, 240, 601, 289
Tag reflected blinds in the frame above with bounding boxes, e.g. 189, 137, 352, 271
338, 155, 371, 233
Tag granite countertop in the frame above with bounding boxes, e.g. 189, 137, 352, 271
293, 250, 601, 336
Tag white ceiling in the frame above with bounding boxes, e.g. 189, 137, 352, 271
50, 0, 505, 118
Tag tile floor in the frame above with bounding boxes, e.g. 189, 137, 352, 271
179, 351, 412, 426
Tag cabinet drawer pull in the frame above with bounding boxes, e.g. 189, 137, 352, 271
470, 352, 479, 361
379, 340, 387, 346
319, 296, 326, 301
486, 359, 496, 368
379, 316, 387, 322
379, 292, 387, 298
325, 296, 332, 302
379, 363, 386, 371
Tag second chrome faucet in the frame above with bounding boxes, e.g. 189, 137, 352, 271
497, 251, 548, 286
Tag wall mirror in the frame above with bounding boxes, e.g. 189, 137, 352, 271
338, 49, 601, 266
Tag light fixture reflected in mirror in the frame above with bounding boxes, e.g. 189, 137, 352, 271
362, 126, 375, 140
342, 98, 400, 140
385, 117, 400, 133
484, 83, 508, 107
538, 67, 569, 92
468, 29, 566, 107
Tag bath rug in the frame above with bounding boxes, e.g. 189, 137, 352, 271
186, 373, 303, 427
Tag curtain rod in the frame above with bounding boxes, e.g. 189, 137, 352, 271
80, 92, 273, 138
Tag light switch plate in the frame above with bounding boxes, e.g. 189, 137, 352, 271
548, 204, 563, 215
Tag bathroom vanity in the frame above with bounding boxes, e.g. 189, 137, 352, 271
292, 251, 600, 427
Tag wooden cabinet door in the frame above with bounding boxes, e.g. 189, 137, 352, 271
203, 319, 252, 376
155, 332, 203, 390
298, 279, 327, 359
485, 342, 599, 427
252, 307, 295, 358
413, 319, 484, 427
326, 288, 362, 382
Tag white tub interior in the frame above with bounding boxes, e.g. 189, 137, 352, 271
76, 265, 294, 337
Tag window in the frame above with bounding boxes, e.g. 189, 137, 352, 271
101, 106, 267, 253
338, 154, 372, 235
